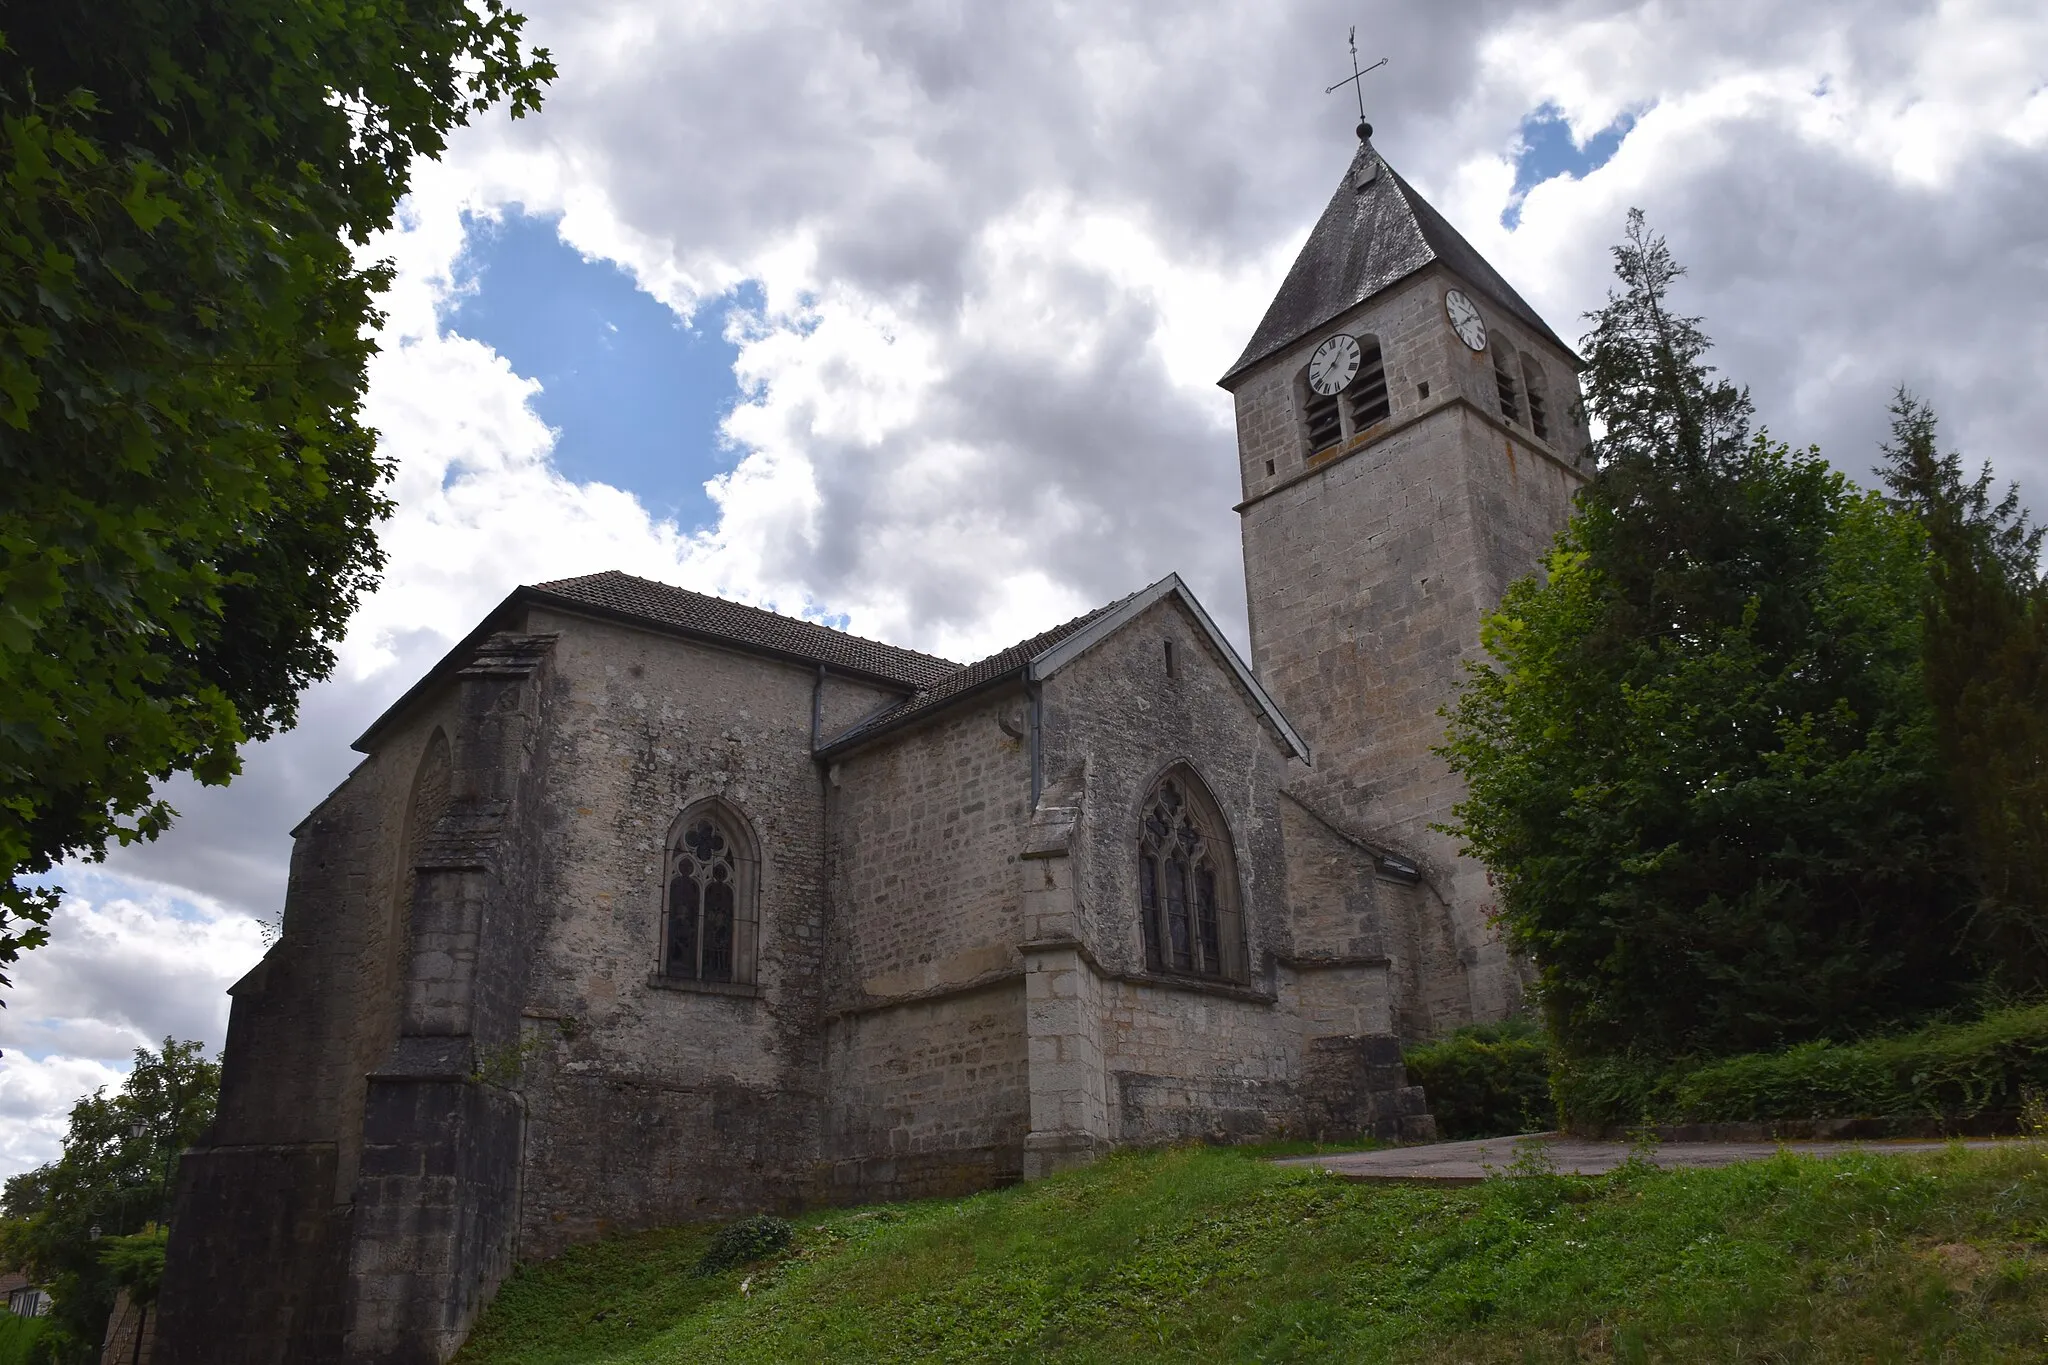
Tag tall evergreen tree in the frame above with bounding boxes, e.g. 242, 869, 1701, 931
1440, 215, 1973, 1061
1879, 395, 2048, 988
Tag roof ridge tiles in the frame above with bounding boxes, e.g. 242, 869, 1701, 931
817, 588, 1140, 752
527, 569, 960, 688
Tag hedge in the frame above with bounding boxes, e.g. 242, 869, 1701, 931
1403, 1019, 1556, 1139
1555, 1000, 2048, 1132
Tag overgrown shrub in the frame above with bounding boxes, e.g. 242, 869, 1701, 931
693, 1215, 794, 1277
98, 1226, 165, 1303
0, 1313, 46, 1365
1404, 1019, 1556, 1139
1556, 999, 2048, 1131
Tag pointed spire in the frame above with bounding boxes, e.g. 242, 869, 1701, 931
1220, 130, 1574, 386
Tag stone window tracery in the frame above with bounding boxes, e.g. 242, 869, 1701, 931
1136, 769, 1246, 981
663, 802, 759, 985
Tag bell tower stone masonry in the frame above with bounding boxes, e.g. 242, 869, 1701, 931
1221, 123, 1590, 1035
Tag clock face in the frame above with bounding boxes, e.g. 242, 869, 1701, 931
1445, 289, 1487, 351
1307, 333, 1363, 396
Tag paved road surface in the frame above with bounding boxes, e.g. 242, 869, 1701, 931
1277, 1134, 2015, 1184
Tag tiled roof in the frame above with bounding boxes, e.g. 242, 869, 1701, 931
527, 571, 958, 689
818, 590, 1139, 753
1220, 133, 1574, 386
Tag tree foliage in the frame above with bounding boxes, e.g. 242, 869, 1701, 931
1879, 395, 2048, 988
1439, 214, 1974, 1063
0, 1039, 218, 1362
0, 1, 553, 993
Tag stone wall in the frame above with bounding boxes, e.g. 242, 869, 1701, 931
1036, 594, 1409, 1146
159, 695, 456, 1365
342, 630, 561, 1362
1040, 595, 1294, 981
1230, 264, 1586, 1033
99, 1287, 156, 1365
826, 692, 1032, 993
511, 608, 904, 1254
822, 689, 1037, 1193
163, 571, 1445, 1363
155, 1144, 350, 1364
822, 981, 1031, 1200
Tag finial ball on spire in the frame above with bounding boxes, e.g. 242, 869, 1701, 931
1357, 120, 1373, 143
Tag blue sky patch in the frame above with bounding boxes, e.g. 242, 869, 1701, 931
1502, 104, 1640, 229
444, 210, 758, 529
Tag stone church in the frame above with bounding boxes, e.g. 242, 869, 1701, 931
158, 124, 1588, 1363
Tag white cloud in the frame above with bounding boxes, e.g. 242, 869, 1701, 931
0, 1054, 127, 1184
0, 872, 265, 1179
12, 0, 2047, 1178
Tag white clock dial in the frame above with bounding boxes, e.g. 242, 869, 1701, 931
1306, 333, 1363, 396
1445, 289, 1487, 351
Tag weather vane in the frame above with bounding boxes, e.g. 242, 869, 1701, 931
1325, 26, 1388, 123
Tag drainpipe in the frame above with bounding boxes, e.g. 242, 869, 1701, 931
810, 664, 825, 751
1027, 679, 1044, 808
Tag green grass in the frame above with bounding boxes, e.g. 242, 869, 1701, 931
458, 1142, 2048, 1364
0, 1313, 47, 1365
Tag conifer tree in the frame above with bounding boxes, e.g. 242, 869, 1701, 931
1879, 395, 2048, 988
1440, 215, 1972, 1061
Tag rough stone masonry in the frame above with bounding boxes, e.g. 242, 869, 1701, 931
157, 124, 1586, 1364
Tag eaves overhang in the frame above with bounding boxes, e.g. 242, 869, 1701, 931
351, 585, 922, 754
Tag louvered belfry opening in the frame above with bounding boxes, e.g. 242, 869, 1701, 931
1303, 384, 1343, 455
1493, 345, 1522, 425
665, 802, 759, 984
1521, 355, 1550, 440
1136, 768, 1245, 981
1346, 338, 1391, 432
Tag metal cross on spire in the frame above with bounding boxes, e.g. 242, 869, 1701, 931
1324, 26, 1388, 123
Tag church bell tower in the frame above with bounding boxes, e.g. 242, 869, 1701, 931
1220, 121, 1589, 1034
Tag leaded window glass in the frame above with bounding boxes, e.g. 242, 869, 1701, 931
664, 803, 759, 985
1136, 770, 1245, 981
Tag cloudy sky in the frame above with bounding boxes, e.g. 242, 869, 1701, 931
3, 0, 2044, 1179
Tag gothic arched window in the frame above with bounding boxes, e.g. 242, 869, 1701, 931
389, 729, 452, 1007
1136, 769, 1246, 981
663, 802, 760, 986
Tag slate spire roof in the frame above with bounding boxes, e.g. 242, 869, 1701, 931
1219, 129, 1574, 386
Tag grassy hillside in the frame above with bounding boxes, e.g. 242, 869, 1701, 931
458, 1142, 2048, 1363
